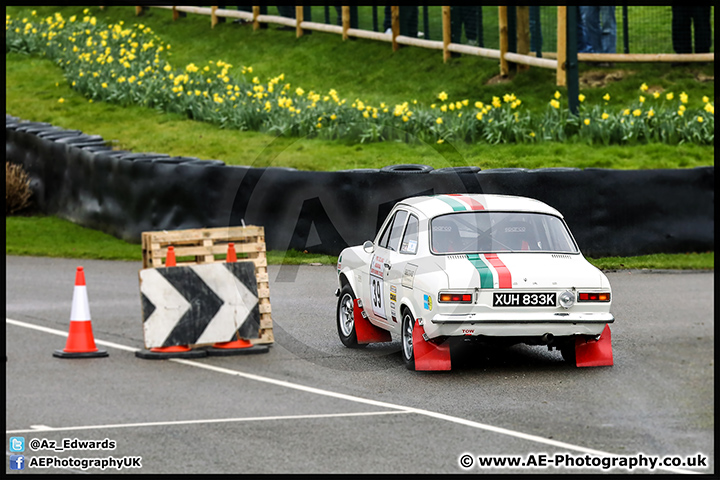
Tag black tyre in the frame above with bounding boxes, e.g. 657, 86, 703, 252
336, 284, 365, 348
380, 164, 434, 174
401, 309, 416, 370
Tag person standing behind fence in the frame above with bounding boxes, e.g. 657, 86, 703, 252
383, 6, 419, 38
671, 6, 712, 55
579, 6, 617, 54
576, 6, 592, 54
450, 6, 479, 46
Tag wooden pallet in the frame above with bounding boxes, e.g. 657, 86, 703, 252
141, 226, 273, 345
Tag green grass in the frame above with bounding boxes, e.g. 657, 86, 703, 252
5, 53, 713, 171
6, 216, 713, 270
6, 215, 143, 261
586, 252, 713, 270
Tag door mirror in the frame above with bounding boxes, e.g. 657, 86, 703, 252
363, 240, 374, 253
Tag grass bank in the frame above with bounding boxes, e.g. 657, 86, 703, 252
6, 216, 713, 270
5, 6, 714, 170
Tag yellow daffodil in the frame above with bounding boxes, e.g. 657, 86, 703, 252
697, 116, 703, 123
436, 117, 443, 124
578, 94, 585, 102
680, 92, 688, 104
437, 91, 448, 101
601, 112, 609, 120
554, 91, 561, 99
603, 93, 610, 101
640, 83, 648, 92
584, 118, 590, 125
550, 99, 560, 109
666, 92, 674, 101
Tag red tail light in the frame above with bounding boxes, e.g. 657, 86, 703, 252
578, 292, 611, 302
439, 293, 473, 303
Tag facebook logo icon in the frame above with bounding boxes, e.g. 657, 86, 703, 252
9, 436, 25, 452
10, 455, 25, 470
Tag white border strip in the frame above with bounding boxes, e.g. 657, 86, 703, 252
6, 318, 701, 474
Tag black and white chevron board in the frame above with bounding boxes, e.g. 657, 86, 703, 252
139, 261, 261, 348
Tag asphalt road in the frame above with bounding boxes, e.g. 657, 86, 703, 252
5, 256, 714, 474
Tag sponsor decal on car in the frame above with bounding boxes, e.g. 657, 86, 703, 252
423, 294, 433, 311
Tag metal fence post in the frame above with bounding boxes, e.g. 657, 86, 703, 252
622, 5, 630, 54
566, 6, 579, 116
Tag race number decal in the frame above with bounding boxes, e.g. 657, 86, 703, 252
369, 254, 386, 319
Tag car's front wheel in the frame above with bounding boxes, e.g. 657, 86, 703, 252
401, 309, 416, 370
336, 284, 365, 348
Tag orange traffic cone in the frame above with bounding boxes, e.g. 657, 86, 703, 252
135, 343, 207, 359
227, 242, 237, 263
165, 245, 176, 267
53, 267, 108, 359
207, 336, 269, 356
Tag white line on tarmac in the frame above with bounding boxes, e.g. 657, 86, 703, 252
6, 318, 701, 474
6, 318, 139, 353
6, 411, 411, 435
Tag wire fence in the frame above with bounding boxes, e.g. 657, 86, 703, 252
207, 6, 713, 55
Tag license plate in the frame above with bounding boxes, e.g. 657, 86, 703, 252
493, 292, 556, 307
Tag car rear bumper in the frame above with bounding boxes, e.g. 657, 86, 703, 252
424, 312, 614, 338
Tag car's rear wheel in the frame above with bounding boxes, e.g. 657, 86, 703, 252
336, 284, 365, 348
401, 309, 416, 370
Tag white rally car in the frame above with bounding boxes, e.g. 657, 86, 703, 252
335, 194, 614, 371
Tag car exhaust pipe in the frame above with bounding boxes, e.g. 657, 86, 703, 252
541, 333, 554, 344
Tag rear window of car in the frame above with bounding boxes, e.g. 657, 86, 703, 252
430, 211, 579, 254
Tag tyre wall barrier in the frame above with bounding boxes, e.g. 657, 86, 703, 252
6, 115, 714, 258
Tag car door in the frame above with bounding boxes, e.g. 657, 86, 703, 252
382, 212, 420, 327
367, 209, 408, 325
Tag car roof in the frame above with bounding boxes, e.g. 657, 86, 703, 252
397, 194, 564, 218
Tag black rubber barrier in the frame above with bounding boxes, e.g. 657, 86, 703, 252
6, 115, 714, 257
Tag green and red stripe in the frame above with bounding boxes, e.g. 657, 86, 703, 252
435, 195, 512, 289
